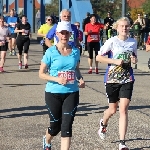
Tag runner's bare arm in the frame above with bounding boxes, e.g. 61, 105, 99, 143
39, 62, 67, 85
75, 63, 83, 80
96, 55, 123, 66
45, 38, 52, 47
39, 62, 58, 82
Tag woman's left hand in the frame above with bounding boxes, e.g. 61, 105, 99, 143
130, 55, 138, 64
79, 79, 85, 88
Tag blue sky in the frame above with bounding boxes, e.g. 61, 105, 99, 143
4, 0, 51, 4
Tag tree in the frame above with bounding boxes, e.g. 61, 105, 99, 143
142, 0, 150, 16
45, 0, 59, 16
130, 8, 143, 21
91, 0, 123, 19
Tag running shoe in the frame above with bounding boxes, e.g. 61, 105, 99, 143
88, 69, 92, 74
24, 64, 28, 69
95, 68, 99, 74
98, 119, 107, 140
9, 51, 12, 56
0, 67, 4, 72
119, 143, 129, 150
12, 50, 16, 56
19, 62, 22, 69
45, 146, 51, 150
43, 135, 51, 150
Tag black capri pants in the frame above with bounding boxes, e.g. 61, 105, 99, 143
87, 42, 100, 59
45, 91, 79, 137
16, 36, 30, 55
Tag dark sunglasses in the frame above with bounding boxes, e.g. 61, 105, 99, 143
47, 19, 52, 21
75, 25, 80, 27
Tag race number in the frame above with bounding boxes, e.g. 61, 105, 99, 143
90, 35, 98, 40
58, 71, 75, 84
69, 31, 74, 42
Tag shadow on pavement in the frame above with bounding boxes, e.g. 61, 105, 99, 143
0, 106, 46, 113
0, 111, 48, 119
129, 105, 150, 111
2, 83, 43, 87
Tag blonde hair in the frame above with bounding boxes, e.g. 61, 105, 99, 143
112, 17, 130, 30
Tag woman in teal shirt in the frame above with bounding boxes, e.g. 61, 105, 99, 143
39, 21, 85, 150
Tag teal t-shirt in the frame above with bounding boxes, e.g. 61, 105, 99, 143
41, 45, 80, 93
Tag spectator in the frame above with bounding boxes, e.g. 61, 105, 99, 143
36, 10, 41, 29
74, 22, 83, 55
143, 14, 150, 47
104, 11, 114, 39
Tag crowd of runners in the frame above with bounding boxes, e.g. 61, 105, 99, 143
0, 8, 150, 150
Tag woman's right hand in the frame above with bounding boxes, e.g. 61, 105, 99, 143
56, 77, 67, 85
22, 29, 25, 33
113, 59, 124, 66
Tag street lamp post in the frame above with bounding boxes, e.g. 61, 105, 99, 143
0, 0, 4, 16
122, 0, 126, 17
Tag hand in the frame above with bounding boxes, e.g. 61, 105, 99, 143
130, 55, 138, 64
79, 79, 85, 88
113, 59, 124, 66
0, 41, 5, 46
22, 29, 25, 33
57, 77, 67, 85
88, 30, 92, 34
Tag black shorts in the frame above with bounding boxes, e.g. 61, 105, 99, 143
105, 82, 134, 103
45, 91, 79, 137
11, 33, 17, 39
87, 42, 100, 59
0, 42, 8, 51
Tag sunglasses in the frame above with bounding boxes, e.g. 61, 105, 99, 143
47, 19, 52, 21
63, 15, 71, 18
75, 25, 80, 27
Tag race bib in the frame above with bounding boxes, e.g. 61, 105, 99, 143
90, 35, 98, 40
69, 32, 74, 42
10, 23, 16, 27
118, 53, 131, 63
58, 71, 75, 84
24, 30, 29, 35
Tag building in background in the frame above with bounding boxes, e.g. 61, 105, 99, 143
3, 0, 40, 14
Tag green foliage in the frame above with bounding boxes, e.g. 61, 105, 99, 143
45, 0, 59, 16
91, 0, 124, 19
142, 0, 150, 16
130, 8, 144, 21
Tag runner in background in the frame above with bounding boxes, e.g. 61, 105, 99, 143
84, 14, 108, 74
14, 15, 31, 69
45, 9, 80, 48
0, 16, 11, 72
38, 16, 54, 55
74, 22, 83, 55
39, 21, 85, 150
96, 17, 138, 150
5, 9, 20, 56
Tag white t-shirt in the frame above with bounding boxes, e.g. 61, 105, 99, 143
98, 36, 137, 84
36, 11, 40, 19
